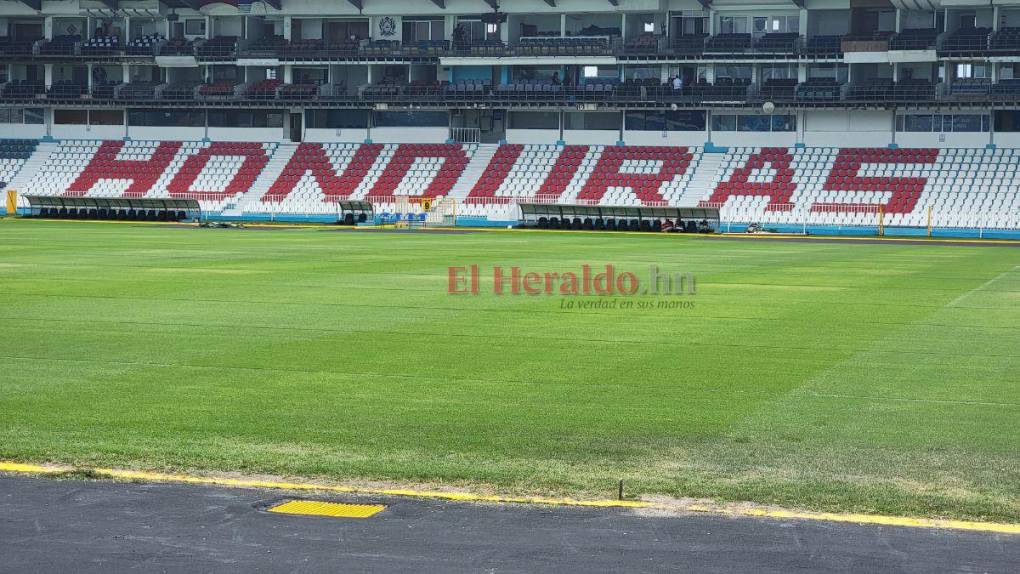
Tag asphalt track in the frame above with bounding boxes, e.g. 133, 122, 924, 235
1, 476, 1017, 573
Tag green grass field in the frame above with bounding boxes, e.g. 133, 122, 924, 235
0, 219, 1018, 522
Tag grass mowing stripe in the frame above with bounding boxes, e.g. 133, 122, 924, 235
0, 220, 1017, 522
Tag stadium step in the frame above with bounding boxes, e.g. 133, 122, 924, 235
677, 152, 725, 207
232, 143, 298, 214
4, 141, 59, 194
447, 144, 498, 200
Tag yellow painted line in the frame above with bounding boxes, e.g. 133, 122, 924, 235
269, 500, 385, 519
1, 462, 1017, 534
685, 505, 1020, 535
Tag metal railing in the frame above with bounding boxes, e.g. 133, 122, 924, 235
450, 127, 481, 144
12, 78, 1020, 108
16, 29, 1020, 63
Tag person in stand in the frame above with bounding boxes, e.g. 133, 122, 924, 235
672, 75, 683, 92
551, 71, 561, 86
453, 24, 467, 50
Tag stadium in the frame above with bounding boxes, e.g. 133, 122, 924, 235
0, 0, 1018, 570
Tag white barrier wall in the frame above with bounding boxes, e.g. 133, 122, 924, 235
369, 127, 450, 143
623, 130, 707, 147
505, 129, 561, 145
711, 131, 798, 148
207, 127, 288, 142
126, 127, 206, 141
562, 130, 619, 145
1, 124, 48, 139
51, 125, 125, 140
304, 128, 371, 143
897, 132, 991, 149
802, 110, 893, 148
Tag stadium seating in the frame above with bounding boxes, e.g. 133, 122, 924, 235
516, 36, 612, 56
127, 34, 165, 55
21, 140, 278, 212
39, 34, 79, 55
467, 144, 701, 207
699, 147, 1020, 229
242, 35, 288, 57
0, 139, 38, 190
0, 37, 35, 56
672, 34, 708, 54
256, 143, 477, 215
802, 35, 842, 56
117, 82, 158, 100
81, 35, 120, 56
706, 33, 752, 53
942, 27, 992, 53
197, 36, 238, 59
245, 79, 283, 99
891, 28, 938, 50
990, 27, 1020, 52
198, 82, 238, 98
796, 79, 842, 102
9, 140, 1020, 231
755, 33, 799, 53
2, 80, 44, 98
48, 80, 85, 98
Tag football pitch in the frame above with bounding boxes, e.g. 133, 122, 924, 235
0, 219, 1017, 523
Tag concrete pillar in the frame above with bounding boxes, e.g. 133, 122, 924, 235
44, 17, 53, 40
560, 14, 566, 37
44, 63, 53, 88
283, 16, 292, 40
895, 9, 902, 33
284, 65, 292, 83
799, 9, 808, 37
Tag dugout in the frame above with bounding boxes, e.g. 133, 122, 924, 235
24, 196, 200, 222
336, 200, 373, 226
518, 204, 720, 233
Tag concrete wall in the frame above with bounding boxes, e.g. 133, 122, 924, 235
126, 126, 205, 141
304, 128, 370, 143
369, 127, 449, 143
802, 110, 893, 147
505, 129, 560, 145
561, 129, 619, 145
623, 130, 707, 147
207, 127, 287, 142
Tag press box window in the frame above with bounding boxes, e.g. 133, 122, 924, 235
54, 109, 87, 124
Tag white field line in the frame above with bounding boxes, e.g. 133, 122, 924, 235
946, 265, 1020, 307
